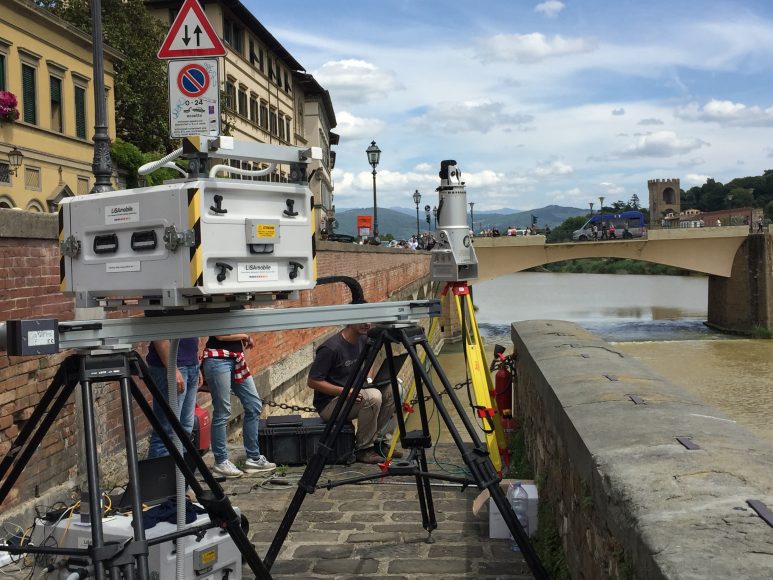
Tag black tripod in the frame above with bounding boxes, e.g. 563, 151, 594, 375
265, 323, 548, 579
0, 349, 272, 580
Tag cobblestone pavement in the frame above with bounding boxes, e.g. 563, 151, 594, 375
223, 443, 534, 580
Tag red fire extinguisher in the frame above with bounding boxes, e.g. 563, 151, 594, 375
490, 345, 516, 434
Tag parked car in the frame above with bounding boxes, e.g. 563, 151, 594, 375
572, 211, 646, 241
327, 233, 356, 243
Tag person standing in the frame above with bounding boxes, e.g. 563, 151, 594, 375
308, 323, 398, 464
146, 338, 201, 459
201, 333, 275, 478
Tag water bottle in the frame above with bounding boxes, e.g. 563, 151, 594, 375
506, 481, 529, 552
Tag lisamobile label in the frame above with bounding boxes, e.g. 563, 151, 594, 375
28, 330, 55, 346
105, 203, 139, 224
106, 261, 141, 273
238, 262, 278, 282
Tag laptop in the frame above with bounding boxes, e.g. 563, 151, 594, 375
370, 353, 409, 388
116, 453, 197, 510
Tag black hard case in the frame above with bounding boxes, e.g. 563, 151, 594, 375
258, 415, 355, 465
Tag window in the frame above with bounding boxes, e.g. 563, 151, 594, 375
269, 109, 278, 135
285, 117, 292, 141
237, 86, 247, 117
50, 76, 63, 132
24, 166, 41, 190
284, 70, 291, 94
278, 113, 285, 141
0, 162, 10, 184
249, 95, 257, 123
74, 84, 87, 139
225, 79, 236, 111
0, 53, 5, 91
223, 19, 243, 54
229, 159, 241, 180
275, 63, 282, 88
77, 176, 89, 195
258, 47, 264, 73
21, 63, 37, 124
259, 101, 268, 129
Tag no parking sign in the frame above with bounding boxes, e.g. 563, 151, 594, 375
168, 59, 220, 138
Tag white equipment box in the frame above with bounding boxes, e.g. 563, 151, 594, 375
34, 510, 242, 580
59, 178, 316, 309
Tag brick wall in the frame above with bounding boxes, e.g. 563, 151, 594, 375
0, 211, 432, 516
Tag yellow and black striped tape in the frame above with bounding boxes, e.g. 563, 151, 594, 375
187, 188, 203, 287
58, 208, 66, 292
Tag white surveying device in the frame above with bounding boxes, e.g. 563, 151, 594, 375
59, 136, 321, 309
430, 160, 478, 281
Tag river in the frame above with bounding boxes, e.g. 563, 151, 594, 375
435, 272, 773, 446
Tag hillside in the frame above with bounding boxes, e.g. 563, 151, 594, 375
333, 205, 587, 239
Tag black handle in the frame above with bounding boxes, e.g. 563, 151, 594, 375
215, 262, 233, 282
288, 261, 303, 280
210, 194, 228, 214
283, 199, 298, 217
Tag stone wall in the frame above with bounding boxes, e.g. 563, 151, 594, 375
708, 232, 772, 332
0, 209, 432, 518
511, 320, 773, 579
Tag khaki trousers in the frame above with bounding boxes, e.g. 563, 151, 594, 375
319, 385, 396, 451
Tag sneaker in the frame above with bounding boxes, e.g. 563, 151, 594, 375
355, 448, 383, 465
243, 455, 277, 474
374, 440, 403, 459
212, 460, 244, 479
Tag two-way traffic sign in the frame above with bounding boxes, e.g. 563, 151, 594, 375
158, 0, 226, 59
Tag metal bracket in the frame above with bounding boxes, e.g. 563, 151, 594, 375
60, 235, 81, 258
163, 225, 196, 251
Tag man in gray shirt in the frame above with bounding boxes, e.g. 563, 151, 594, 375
308, 323, 397, 464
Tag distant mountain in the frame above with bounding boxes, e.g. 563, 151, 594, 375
332, 205, 587, 239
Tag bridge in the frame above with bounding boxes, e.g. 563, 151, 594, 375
472, 225, 750, 282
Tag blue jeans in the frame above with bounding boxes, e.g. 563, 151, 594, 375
147, 364, 199, 459
202, 357, 263, 464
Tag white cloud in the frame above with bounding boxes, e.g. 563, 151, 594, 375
599, 182, 625, 195
638, 118, 664, 125
477, 33, 598, 63
410, 100, 533, 134
314, 60, 403, 105
414, 162, 432, 172
534, 1, 565, 18
676, 99, 773, 127
617, 131, 709, 158
612, 108, 626, 116
533, 160, 573, 177
684, 173, 711, 185
334, 111, 385, 139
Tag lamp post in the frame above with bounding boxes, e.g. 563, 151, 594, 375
598, 196, 605, 215
589, 202, 594, 216
7, 146, 23, 177
469, 202, 475, 232
366, 141, 381, 241
424, 204, 431, 233
432, 206, 437, 230
412, 189, 421, 238
89, 0, 113, 193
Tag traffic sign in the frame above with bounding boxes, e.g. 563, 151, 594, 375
158, 0, 226, 59
168, 59, 220, 138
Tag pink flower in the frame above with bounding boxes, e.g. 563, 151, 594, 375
0, 91, 19, 122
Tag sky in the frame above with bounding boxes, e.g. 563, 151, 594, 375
243, 0, 773, 211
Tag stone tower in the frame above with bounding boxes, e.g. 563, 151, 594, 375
648, 178, 680, 228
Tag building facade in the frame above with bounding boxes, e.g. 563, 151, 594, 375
0, 0, 120, 212
147, 0, 338, 234
647, 178, 680, 229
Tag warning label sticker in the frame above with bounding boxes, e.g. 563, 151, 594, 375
256, 224, 276, 238
237, 263, 278, 282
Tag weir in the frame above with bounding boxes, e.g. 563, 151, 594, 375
511, 319, 773, 578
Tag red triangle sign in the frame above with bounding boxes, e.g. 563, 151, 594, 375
158, 0, 226, 59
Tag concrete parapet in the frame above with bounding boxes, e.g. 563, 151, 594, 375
511, 320, 773, 579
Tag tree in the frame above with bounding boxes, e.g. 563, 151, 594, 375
40, 0, 173, 153
548, 215, 587, 243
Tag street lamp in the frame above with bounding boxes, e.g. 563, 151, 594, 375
366, 140, 381, 241
412, 189, 421, 238
89, 0, 113, 193
7, 147, 23, 176
424, 204, 431, 233
589, 202, 594, 216
598, 196, 605, 215
469, 202, 475, 232
432, 206, 438, 230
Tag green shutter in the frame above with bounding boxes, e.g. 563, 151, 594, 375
50, 77, 61, 103
0, 55, 5, 91
22, 64, 36, 124
75, 86, 86, 138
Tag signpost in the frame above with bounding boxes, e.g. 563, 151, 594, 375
158, 0, 226, 139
